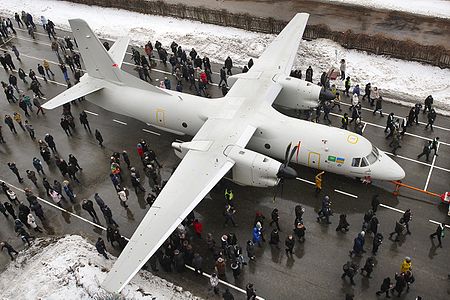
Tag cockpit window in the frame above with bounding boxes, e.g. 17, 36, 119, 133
360, 157, 368, 167
366, 146, 380, 164
352, 158, 361, 167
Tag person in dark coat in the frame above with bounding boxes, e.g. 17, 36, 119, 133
1, 241, 18, 260
245, 283, 256, 300
224, 56, 233, 75
342, 261, 359, 285
430, 223, 444, 247
82, 199, 99, 223
30, 200, 45, 221
95, 129, 104, 147
305, 66, 313, 82
44, 134, 57, 152
101, 205, 118, 227
376, 277, 391, 297
389, 218, 405, 242
269, 228, 280, 249
336, 214, 350, 232
285, 235, 295, 256
60, 118, 72, 136
392, 272, 406, 297
423, 95, 433, 114
372, 233, 383, 255
0, 202, 8, 218
371, 194, 380, 212
222, 288, 235, 300
79, 111, 91, 132
425, 108, 437, 131
269, 208, 280, 230
4, 202, 16, 219
360, 256, 375, 278
95, 237, 108, 259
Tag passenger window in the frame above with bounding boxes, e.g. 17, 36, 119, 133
352, 158, 361, 167
360, 157, 368, 167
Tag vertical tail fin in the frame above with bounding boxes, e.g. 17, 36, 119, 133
69, 19, 121, 82
68, 19, 169, 94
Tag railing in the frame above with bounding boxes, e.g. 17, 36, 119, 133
66, 0, 450, 69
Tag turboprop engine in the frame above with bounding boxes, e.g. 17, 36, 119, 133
228, 73, 334, 110
273, 75, 335, 110
172, 142, 297, 188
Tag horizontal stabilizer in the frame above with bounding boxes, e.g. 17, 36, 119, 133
41, 76, 104, 109
108, 36, 130, 67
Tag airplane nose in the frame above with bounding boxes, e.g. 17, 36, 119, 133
319, 88, 335, 101
371, 153, 405, 180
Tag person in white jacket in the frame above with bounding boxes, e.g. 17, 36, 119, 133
117, 188, 129, 208
50, 189, 62, 207
27, 213, 42, 232
209, 272, 219, 294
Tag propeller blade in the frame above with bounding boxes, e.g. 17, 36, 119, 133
284, 142, 292, 165
287, 145, 298, 167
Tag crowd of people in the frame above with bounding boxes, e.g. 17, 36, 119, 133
0, 10, 447, 300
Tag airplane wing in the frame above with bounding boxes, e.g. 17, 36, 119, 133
102, 119, 257, 293
250, 13, 309, 75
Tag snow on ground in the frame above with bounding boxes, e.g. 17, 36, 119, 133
323, 0, 450, 19
0, 0, 449, 114
0, 235, 202, 300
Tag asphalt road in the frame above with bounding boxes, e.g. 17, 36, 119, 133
0, 24, 449, 300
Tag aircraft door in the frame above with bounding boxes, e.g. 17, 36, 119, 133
308, 152, 320, 169
156, 109, 165, 126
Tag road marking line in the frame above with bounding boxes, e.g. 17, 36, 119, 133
429, 220, 450, 229
1, 37, 13, 46
361, 122, 367, 133
334, 189, 358, 198
380, 203, 405, 213
295, 177, 315, 185
142, 128, 161, 136
113, 119, 127, 125
184, 264, 265, 300
339, 101, 450, 132
329, 111, 450, 147
424, 143, 439, 191
84, 110, 99, 116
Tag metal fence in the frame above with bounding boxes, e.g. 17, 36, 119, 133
67, 0, 450, 68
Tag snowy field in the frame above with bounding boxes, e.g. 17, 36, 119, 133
0, 235, 202, 299
324, 0, 450, 19
0, 0, 449, 114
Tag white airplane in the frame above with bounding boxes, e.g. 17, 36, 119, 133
42, 14, 405, 293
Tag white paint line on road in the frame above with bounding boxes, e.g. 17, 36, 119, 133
184, 264, 266, 300
112, 119, 128, 125
142, 128, 161, 136
84, 110, 99, 116
424, 143, 439, 191
329, 111, 450, 147
295, 177, 315, 185
3, 178, 258, 298
1, 37, 13, 46
379, 203, 405, 213
429, 220, 450, 229
339, 101, 450, 133
334, 189, 358, 198
361, 122, 367, 133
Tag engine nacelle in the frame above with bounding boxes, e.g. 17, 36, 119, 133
225, 146, 282, 187
274, 75, 322, 110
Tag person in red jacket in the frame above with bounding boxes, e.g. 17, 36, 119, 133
193, 219, 203, 238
